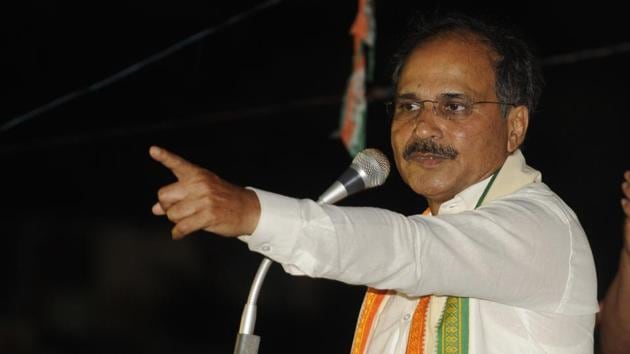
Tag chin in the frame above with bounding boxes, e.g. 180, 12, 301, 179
407, 176, 455, 200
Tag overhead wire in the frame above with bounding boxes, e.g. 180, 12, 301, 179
2, 6, 630, 152
0, 94, 344, 155
541, 41, 630, 66
0, 0, 283, 135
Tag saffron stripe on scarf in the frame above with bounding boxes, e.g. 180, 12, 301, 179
351, 288, 388, 354
405, 296, 431, 354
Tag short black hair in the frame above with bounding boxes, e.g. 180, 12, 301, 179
391, 13, 544, 116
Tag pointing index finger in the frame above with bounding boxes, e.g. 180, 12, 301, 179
150, 146, 198, 180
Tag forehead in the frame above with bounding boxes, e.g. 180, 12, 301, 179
397, 34, 497, 99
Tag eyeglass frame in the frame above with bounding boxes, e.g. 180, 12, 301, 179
385, 94, 516, 121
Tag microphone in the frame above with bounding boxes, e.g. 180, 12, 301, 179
317, 148, 391, 205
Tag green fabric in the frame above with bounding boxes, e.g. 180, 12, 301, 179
437, 297, 469, 354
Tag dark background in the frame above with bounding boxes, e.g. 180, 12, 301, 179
2, 1, 629, 353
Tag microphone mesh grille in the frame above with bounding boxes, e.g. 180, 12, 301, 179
351, 148, 391, 188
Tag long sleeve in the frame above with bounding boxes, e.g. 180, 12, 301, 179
240, 183, 597, 315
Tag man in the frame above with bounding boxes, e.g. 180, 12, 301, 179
151, 14, 598, 353
598, 171, 630, 354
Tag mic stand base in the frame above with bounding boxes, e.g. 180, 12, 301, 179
234, 333, 261, 354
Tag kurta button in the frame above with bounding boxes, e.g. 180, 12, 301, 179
403, 313, 411, 321
261, 244, 271, 252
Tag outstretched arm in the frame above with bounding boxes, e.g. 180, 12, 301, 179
149, 146, 260, 239
599, 171, 630, 354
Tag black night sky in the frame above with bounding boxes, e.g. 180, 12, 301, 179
2, 1, 630, 353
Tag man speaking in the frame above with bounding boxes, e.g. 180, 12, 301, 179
150, 13, 598, 354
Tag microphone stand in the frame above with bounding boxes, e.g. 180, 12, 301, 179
233, 257, 273, 354
233, 196, 331, 354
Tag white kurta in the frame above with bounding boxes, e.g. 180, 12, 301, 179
240, 153, 598, 353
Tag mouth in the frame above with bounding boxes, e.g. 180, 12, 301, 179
405, 152, 451, 168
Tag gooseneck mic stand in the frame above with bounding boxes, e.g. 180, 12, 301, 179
233, 257, 273, 354
233, 196, 333, 354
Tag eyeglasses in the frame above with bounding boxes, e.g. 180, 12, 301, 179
385, 96, 515, 121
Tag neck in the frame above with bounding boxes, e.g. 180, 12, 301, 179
426, 170, 499, 215
427, 199, 445, 215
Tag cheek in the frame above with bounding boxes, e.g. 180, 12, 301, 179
450, 128, 475, 151
390, 123, 412, 174
390, 123, 409, 153
450, 122, 508, 160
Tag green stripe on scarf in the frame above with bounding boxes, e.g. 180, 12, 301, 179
437, 297, 469, 354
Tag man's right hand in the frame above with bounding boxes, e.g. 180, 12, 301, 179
150, 146, 261, 240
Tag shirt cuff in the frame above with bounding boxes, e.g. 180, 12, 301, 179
238, 188, 304, 264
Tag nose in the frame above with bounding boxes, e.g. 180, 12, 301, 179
412, 103, 443, 139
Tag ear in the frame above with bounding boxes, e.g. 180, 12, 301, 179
506, 105, 529, 153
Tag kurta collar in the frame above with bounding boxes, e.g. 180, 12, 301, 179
435, 149, 540, 215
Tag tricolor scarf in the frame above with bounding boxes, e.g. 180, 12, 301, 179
350, 150, 541, 354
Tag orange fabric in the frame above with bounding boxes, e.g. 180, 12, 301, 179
405, 296, 431, 354
351, 290, 432, 354
350, 0, 369, 53
340, 100, 358, 144
351, 288, 389, 354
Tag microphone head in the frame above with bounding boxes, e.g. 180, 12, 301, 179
351, 148, 391, 188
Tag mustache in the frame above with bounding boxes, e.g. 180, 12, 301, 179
403, 138, 459, 160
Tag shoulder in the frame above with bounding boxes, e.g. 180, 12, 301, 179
489, 182, 581, 225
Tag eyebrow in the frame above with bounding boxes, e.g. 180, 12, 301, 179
395, 92, 469, 100
440, 92, 468, 100
395, 92, 420, 100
